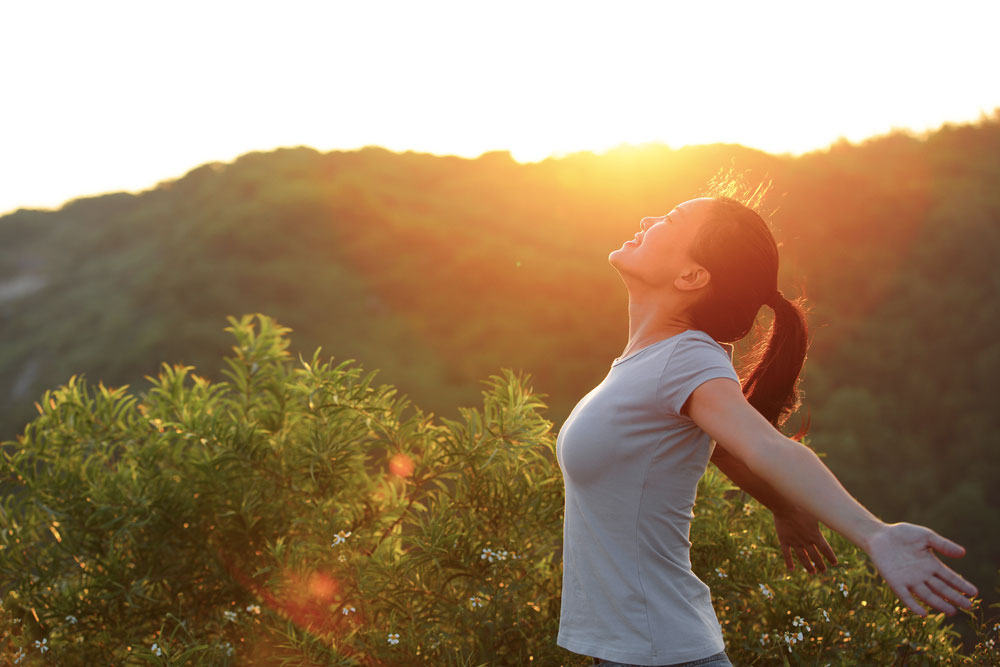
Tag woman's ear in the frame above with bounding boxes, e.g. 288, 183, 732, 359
675, 265, 711, 292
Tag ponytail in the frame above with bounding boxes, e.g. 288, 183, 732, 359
687, 196, 810, 433
741, 291, 809, 431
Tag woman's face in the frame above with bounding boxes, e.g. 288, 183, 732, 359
609, 198, 712, 288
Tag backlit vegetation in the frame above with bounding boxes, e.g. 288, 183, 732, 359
2, 316, 998, 665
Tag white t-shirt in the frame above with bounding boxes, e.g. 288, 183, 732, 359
556, 329, 740, 665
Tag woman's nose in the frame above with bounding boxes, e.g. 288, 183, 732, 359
640, 215, 663, 231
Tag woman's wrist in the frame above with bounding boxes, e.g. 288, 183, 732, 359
769, 503, 802, 519
851, 516, 888, 554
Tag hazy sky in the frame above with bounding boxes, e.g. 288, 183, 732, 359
2, 0, 998, 214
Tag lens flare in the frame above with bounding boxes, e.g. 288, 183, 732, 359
389, 452, 415, 478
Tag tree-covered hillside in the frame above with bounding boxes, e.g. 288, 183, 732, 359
2, 115, 998, 601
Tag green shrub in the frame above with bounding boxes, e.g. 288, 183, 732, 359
1, 315, 997, 665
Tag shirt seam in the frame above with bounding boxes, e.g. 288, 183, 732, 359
658, 331, 736, 419
654, 337, 683, 417
612, 330, 690, 367
633, 430, 672, 658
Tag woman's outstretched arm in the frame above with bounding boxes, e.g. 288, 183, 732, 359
688, 377, 979, 616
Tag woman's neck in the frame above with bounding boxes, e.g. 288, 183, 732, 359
621, 293, 694, 359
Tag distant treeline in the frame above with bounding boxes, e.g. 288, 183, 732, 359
1, 114, 998, 598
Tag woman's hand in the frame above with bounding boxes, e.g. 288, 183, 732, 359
689, 380, 979, 614
772, 507, 838, 574
865, 522, 978, 616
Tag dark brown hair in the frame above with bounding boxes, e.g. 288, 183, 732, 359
687, 195, 809, 430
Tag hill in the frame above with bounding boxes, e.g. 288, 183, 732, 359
2, 116, 999, 598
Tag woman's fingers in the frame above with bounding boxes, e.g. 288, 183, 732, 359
780, 538, 835, 574
869, 523, 978, 616
893, 582, 928, 616
913, 582, 957, 616
796, 547, 815, 573
926, 577, 974, 611
934, 565, 979, 598
805, 544, 826, 573
781, 544, 794, 571
817, 535, 838, 566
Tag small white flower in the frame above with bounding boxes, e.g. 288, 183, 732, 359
469, 596, 484, 608
797, 631, 804, 641
480, 546, 513, 563
338, 553, 347, 563
714, 567, 728, 579
223, 610, 238, 622
220, 641, 234, 656
844, 631, 851, 638
387, 632, 400, 645
34, 638, 48, 653
331, 530, 352, 547
820, 609, 831, 622
245, 604, 261, 615
13, 648, 26, 664
342, 606, 356, 615
759, 632, 769, 645
758, 583, 774, 599
65, 614, 78, 624
151, 642, 163, 657
837, 582, 849, 597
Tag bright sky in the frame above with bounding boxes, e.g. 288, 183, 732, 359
2, 0, 998, 215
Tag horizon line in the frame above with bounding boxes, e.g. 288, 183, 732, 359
4, 111, 998, 218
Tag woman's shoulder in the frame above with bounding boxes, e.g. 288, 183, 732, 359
661, 330, 737, 377
655, 330, 740, 414
677, 329, 735, 360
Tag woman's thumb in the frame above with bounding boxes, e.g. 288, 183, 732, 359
927, 529, 966, 557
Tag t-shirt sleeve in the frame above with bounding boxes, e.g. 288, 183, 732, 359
657, 333, 741, 417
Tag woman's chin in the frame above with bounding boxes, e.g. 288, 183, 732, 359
608, 245, 632, 267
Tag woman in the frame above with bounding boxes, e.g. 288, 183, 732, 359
555, 196, 978, 667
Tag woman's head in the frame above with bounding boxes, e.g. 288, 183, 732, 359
609, 197, 780, 338
612, 195, 809, 429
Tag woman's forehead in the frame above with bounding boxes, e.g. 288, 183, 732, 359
672, 198, 715, 221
